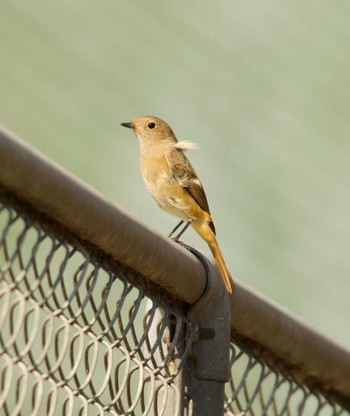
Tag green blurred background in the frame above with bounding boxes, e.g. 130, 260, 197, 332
1, 1, 349, 348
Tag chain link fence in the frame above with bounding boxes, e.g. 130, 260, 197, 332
226, 344, 346, 416
0, 195, 348, 416
0, 129, 350, 415
0, 195, 198, 415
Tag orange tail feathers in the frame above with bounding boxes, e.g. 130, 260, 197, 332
208, 238, 232, 294
191, 220, 233, 294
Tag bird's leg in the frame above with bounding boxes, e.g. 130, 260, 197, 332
172, 219, 192, 242
168, 220, 184, 238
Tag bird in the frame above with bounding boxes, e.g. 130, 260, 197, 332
121, 116, 232, 293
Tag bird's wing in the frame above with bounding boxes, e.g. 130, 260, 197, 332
166, 148, 211, 215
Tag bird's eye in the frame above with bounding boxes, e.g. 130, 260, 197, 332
148, 122, 156, 130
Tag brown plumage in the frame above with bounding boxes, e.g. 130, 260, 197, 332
121, 116, 232, 294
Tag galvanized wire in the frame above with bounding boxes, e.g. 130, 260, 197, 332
225, 344, 347, 416
0, 195, 348, 415
0, 197, 197, 415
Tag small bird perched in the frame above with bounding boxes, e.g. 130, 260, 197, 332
121, 116, 232, 293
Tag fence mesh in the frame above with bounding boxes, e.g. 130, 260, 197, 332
0, 191, 348, 416
225, 344, 346, 416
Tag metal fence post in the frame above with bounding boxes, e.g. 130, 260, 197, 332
183, 251, 232, 416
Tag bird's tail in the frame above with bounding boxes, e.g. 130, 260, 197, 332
191, 218, 232, 293
208, 238, 233, 294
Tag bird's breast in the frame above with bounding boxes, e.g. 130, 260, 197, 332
139, 154, 188, 219
140, 154, 170, 186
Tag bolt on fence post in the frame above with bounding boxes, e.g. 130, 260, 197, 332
183, 255, 232, 416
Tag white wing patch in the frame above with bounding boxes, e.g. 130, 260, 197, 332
191, 178, 201, 186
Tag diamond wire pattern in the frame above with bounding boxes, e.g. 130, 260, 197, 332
0, 196, 349, 416
0, 198, 196, 415
225, 345, 347, 416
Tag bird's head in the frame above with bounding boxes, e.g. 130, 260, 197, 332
121, 116, 176, 145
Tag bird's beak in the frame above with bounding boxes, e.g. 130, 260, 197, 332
121, 121, 135, 129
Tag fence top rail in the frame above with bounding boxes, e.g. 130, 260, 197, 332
1, 126, 350, 408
